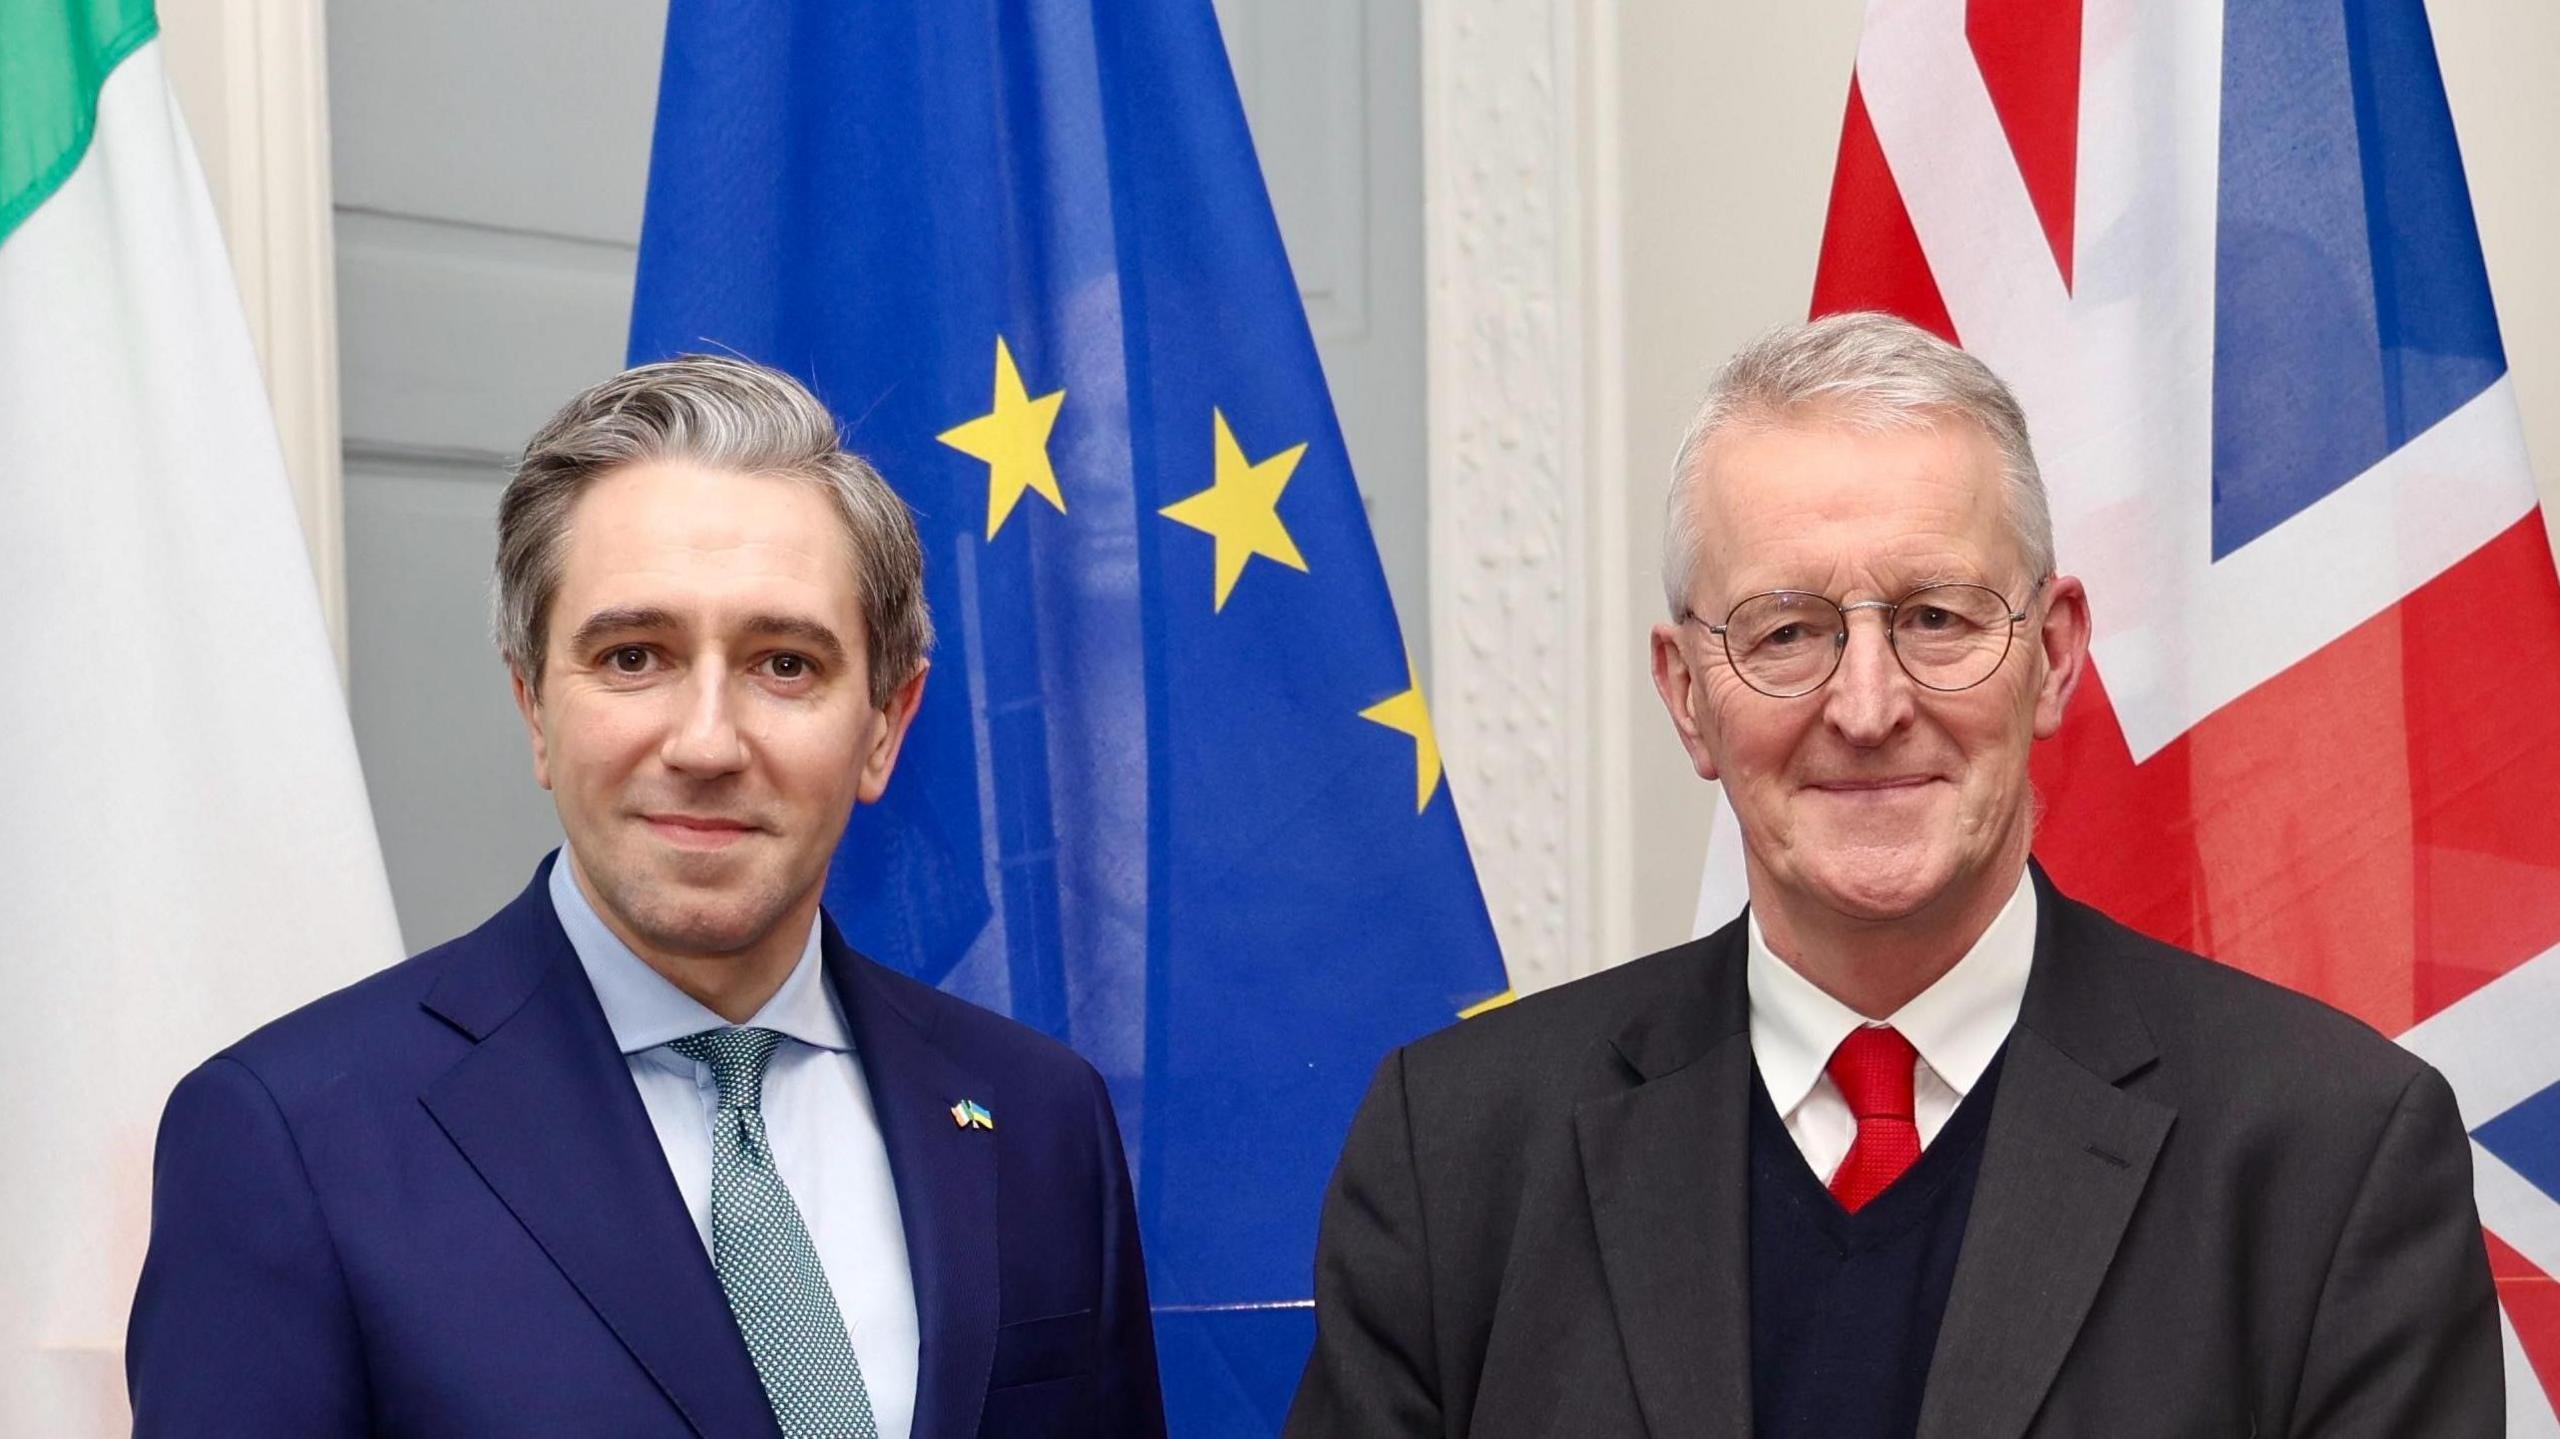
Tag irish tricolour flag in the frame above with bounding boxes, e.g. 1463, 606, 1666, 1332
0, 2, 401, 1429
1698, 0, 2560, 1427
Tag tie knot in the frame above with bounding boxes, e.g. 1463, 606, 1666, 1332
669, 1026, 787, 1111
1828, 1024, 1918, 1121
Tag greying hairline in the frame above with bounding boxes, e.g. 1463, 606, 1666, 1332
1660, 312, 2057, 618
495, 355, 934, 710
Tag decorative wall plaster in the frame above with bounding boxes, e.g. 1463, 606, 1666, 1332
1423, 0, 1599, 993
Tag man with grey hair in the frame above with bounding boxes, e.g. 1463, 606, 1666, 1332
129, 356, 1168, 1438
1286, 313, 2499, 1437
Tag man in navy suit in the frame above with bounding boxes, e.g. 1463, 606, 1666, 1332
128, 356, 1166, 1438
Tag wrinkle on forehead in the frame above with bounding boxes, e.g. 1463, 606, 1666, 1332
1692, 420, 2022, 607
549, 461, 868, 653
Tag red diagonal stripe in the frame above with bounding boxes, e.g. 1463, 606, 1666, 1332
1812, 77, 1959, 342
1966, 0, 2081, 290
2032, 514, 2560, 1035
2486, 1229, 2560, 1406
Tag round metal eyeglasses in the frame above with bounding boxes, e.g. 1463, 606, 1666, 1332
1681, 581, 2035, 698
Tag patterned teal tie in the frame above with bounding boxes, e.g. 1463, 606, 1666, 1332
668, 1026, 880, 1439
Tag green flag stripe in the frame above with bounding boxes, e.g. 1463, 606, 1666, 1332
0, 0, 160, 249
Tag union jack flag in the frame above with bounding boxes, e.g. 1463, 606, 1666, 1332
1701, 0, 2560, 1423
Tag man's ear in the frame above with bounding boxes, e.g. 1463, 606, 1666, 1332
1650, 623, 1723, 782
2031, 575, 2092, 740
855, 662, 931, 804
510, 663, 554, 791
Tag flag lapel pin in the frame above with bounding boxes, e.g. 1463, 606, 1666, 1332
950, 1099, 995, 1131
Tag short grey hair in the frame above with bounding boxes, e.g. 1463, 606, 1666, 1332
1660, 311, 2055, 615
496, 355, 934, 707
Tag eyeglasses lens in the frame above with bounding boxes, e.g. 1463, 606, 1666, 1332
1889, 584, 2014, 691
1722, 584, 2015, 697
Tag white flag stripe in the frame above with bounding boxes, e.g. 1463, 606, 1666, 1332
0, 39, 401, 1429
2090, 376, 2538, 760
2474, 1146, 2560, 1310
1854, 0, 2073, 349
2504, 1307, 2560, 1438
1693, 787, 1749, 936
2396, 943, 2560, 1131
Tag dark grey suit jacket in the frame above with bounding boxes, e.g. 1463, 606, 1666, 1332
1284, 869, 2501, 1438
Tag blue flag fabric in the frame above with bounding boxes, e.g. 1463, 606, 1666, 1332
629, 2, 1510, 1430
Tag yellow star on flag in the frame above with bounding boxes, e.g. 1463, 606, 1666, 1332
1360, 655, 1443, 813
1158, 408, 1308, 610
939, 335, 1067, 539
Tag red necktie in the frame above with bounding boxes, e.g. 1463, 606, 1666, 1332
1826, 1024, 1922, 1213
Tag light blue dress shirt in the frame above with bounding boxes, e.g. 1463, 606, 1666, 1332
550, 855, 919, 1439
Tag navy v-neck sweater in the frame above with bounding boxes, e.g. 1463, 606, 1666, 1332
1747, 1046, 2007, 1439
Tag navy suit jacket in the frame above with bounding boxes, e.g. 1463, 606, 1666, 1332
128, 856, 1166, 1438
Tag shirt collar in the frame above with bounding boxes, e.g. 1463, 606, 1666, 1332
1746, 865, 2037, 1115
548, 850, 850, 1057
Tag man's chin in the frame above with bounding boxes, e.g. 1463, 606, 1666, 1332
590, 860, 808, 962
1795, 851, 1959, 924
619, 902, 788, 962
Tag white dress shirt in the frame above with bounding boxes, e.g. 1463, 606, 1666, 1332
1746, 868, 2037, 1185
551, 856, 918, 1439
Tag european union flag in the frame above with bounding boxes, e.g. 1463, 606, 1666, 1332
628, 2, 1510, 1429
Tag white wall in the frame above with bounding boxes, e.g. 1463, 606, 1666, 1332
328, 0, 669, 950
1603, 0, 2560, 958
2439, 0, 2560, 523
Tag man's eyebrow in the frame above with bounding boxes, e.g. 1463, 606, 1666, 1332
561, 607, 849, 666
742, 615, 849, 666
564, 606, 679, 654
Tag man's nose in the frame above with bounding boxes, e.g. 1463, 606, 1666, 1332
1823, 610, 1916, 745
663, 669, 750, 774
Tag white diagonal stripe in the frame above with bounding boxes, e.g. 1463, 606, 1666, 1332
2504, 1305, 2560, 1437
2397, 942, 2560, 1133
2474, 1145, 2560, 1296
1854, 0, 2073, 350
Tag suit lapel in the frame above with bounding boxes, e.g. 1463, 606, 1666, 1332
1916, 870, 2175, 1439
1574, 924, 1754, 1439
417, 862, 779, 1439
826, 928, 1000, 1439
